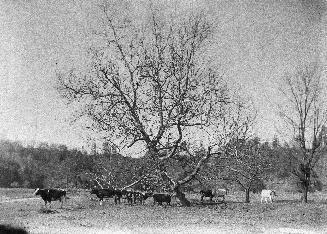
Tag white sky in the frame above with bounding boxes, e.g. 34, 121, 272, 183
0, 0, 326, 155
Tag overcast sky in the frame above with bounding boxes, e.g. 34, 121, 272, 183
0, 0, 326, 154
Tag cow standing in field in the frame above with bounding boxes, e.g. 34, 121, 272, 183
90, 188, 122, 205
200, 189, 215, 202
200, 188, 228, 202
260, 189, 277, 203
153, 193, 171, 205
34, 188, 67, 208
216, 188, 228, 201
121, 189, 135, 204
135, 191, 153, 204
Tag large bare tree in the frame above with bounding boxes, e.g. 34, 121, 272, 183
279, 63, 327, 203
57, 2, 234, 206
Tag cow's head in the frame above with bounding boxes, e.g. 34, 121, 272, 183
144, 192, 153, 198
271, 190, 277, 196
90, 188, 98, 194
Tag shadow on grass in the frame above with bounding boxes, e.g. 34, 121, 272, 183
0, 224, 28, 234
274, 199, 326, 204
39, 207, 59, 214
191, 200, 227, 207
275, 199, 300, 204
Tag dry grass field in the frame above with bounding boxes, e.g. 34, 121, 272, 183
1, 188, 327, 234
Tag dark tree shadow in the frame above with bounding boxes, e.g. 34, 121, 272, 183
39, 207, 59, 214
0, 224, 28, 234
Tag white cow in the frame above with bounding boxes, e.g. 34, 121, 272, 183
260, 189, 277, 203
215, 188, 228, 201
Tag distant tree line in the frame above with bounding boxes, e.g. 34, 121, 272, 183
0, 140, 94, 188
0, 139, 150, 190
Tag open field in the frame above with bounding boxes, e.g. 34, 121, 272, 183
1, 188, 327, 234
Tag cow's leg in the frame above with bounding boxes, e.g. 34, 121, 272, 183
59, 197, 63, 208
261, 197, 263, 203
201, 195, 204, 202
114, 196, 120, 205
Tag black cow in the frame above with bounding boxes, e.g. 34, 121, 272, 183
135, 191, 153, 204
90, 188, 122, 205
34, 188, 66, 208
113, 189, 123, 204
127, 191, 135, 204
153, 193, 171, 205
120, 189, 137, 204
200, 189, 214, 202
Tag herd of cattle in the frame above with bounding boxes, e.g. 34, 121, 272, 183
33, 187, 277, 208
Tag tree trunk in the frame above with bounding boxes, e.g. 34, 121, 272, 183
174, 185, 191, 207
301, 182, 309, 203
245, 188, 250, 203
160, 147, 219, 207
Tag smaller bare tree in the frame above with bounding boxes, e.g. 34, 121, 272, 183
278, 63, 327, 203
196, 95, 266, 203
223, 137, 272, 203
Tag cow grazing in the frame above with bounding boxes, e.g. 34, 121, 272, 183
200, 188, 228, 202
132, 191, 138, 204
90, 188, 122, 205
200, 189, 215, 202
113, 189, 123, 204
260, 189, 277, 203
216, 188, 228, 201
34, 188, 66, 208
153, 193, 171, 205
121, 189, 133, 204
135, 191, 153, 204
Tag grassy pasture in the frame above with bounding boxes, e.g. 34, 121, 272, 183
0, 188, 327, 233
